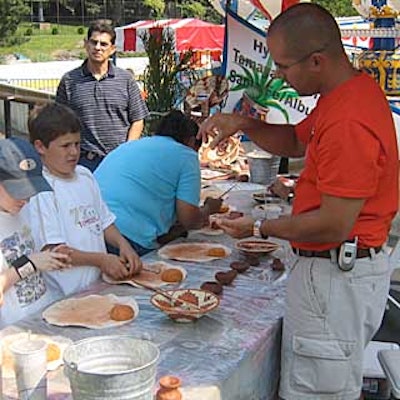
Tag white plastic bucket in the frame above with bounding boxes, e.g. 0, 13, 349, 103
63, 335, 160, 400
247, 151, 280, 186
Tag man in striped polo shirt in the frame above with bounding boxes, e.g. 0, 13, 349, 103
56, 20, 149, 171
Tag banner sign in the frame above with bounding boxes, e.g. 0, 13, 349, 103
221, 9, 317, 125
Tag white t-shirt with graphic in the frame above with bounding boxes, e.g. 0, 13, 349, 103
0, 211, 59, 328
28, 166, 115, 296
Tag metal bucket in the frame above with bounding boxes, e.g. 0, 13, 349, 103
63, 335, 160, 400
247, 151, 280, 186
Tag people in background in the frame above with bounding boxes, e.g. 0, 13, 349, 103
27, 103, 142, 296
56, 19, 149, 171
95, 110, 222, 256
199, 4, 398, 400
0, 137, 70, 327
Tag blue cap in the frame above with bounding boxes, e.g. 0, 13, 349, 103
0, 137, 52, 199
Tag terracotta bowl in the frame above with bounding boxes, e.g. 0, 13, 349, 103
215, 270, 238, 285
150, 289, 219, 323
200, 281, 223, 295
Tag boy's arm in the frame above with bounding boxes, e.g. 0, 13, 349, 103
103, 224, 142, 275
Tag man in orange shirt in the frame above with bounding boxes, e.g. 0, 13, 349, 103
199, 4, 398, 400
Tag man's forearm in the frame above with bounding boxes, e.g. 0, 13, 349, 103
127, 120, 144, 140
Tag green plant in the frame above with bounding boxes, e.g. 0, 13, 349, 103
51, 27, 59, 35
141, 28, 193, 115
24, 28, 32, 36
77, 27, 84, 35
230, 53, 298, 122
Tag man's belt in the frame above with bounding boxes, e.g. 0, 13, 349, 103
80, 150, 103, 161
292, 246, 382, 259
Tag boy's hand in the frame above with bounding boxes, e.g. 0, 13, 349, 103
99, 254, 133, 281
118, 241, 142, 276
29, 251, 72, 272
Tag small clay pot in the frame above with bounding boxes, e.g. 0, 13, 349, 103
244, 254, 260, 266
200, 281, 223, 295
271, 258, 285, 271
215, 270, 238, 285
230, 260, 251, 273
156, 375, 182, 400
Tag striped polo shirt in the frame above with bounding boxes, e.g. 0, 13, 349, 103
56, 60, 149, 156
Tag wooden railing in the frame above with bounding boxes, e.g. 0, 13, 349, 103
0, 82, 54, 137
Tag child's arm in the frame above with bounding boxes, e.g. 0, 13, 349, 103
103, 224, 142, 276
0, 250, 71, 305
44, 242, 136, 281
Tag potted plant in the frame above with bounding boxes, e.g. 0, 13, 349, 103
140, 28, 193, 134
230, 52, 298, 123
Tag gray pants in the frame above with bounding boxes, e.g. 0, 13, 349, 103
279, 249, 391, 400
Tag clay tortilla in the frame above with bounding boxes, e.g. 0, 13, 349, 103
42, 294, 139, 329
158, 242, 231, 262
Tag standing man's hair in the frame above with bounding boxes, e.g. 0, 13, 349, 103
87, 20, 116, 44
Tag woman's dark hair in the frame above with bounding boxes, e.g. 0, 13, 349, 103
155, 110, 201, 148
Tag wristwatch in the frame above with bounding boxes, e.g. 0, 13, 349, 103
12, 255, 37, 280
253, 219, 264, 238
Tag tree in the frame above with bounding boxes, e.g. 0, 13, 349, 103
0, 0, 30, 46
143, 0, 165, 18
311, 0, 358, 17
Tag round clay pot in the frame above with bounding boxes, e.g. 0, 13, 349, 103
156, 375, 182, 400
200, 281, 223, 295
230, 260, 251, 273
215, 270, 238, 285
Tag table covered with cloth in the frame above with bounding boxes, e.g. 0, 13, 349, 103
0, 182, 291, 400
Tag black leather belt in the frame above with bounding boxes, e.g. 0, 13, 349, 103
80, 150, 103, 161
292, 246, 382, 259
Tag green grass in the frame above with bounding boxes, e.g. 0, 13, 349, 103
0, 23, 85, 62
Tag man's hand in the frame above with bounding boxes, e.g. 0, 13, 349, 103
29, 250, 72, 272
269, 180, 292, 200
98, 254, 132, 281
214, 216, 255, 239
197, 114, 240, 149
118, 241, 142, 276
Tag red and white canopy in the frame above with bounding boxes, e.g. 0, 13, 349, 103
115, 18, 225, 53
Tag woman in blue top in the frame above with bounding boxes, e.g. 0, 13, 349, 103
95, 110, 221, 255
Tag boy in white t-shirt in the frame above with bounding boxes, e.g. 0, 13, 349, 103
0, 137, 71, 327
27, 103, 142, 296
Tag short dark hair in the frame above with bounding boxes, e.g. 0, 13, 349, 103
28, 102, 81, 147
87, 20, 116, 44
155, 110, 201, 147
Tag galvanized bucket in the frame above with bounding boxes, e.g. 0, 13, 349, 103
247, 151, 280, 186
63, 335, 160, 400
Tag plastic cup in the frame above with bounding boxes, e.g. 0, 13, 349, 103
9, 339, 47, 400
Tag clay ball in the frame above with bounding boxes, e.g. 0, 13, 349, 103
215, 270, 238, 285
200, 281, 223, 295
271, 258, 285, 271
230, 260, 251, 273
244, 255, 260, 266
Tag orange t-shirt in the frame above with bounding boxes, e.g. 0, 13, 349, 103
292, 73, 399, 250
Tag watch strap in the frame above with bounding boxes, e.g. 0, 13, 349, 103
12, 255, 37, 280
